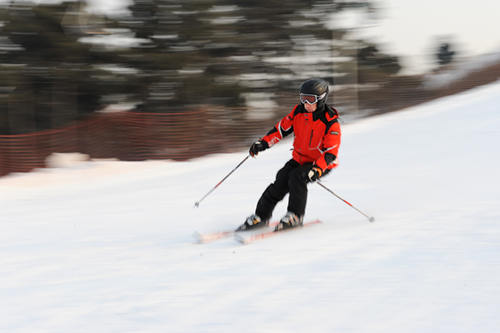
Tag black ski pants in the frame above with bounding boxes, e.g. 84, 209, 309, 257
255, 159, 313, 220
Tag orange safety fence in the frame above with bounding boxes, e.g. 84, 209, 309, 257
0, 109, 267, 177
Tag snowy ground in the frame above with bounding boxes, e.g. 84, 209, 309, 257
1, 82, 500, 332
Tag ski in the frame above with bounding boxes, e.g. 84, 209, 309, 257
193, 230, 235, 244
235, 219, 322, 245
194, 221, 279, 244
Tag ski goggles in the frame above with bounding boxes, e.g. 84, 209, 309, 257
300, 92, 326, 105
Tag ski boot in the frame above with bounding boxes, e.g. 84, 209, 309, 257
236, 214, 268, 231
275, 212, 303, 231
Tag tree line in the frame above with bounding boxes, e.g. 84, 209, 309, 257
0, 0, 403, 135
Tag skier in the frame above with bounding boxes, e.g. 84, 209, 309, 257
237, 78, 341, 232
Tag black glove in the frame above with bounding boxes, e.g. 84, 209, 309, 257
249, 140, 269, 157
307, 165, 323, 182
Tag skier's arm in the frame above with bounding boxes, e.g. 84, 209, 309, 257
249, 105, 297, 157
261, 105, 298, 147
314, 121, 341, 171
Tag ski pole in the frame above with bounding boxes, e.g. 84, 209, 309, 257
194, 155, 250, 208
316, 181, 375, 222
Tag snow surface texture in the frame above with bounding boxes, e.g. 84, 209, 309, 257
2, 82, 500, 332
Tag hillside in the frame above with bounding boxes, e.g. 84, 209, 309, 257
1, 81, 500, 332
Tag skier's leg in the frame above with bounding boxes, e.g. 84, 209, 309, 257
286, 162, 313, 217
255, 159, 299, 220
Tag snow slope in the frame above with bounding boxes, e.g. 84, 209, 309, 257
1, 82, 500, 333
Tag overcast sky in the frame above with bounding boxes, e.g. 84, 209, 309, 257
365, 0, 500, 73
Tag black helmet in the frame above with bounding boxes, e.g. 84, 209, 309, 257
299, 78, 329, 109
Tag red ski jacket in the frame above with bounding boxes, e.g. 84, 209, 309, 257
261, 104, 341, 171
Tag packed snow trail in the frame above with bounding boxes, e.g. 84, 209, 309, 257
1, 82, 500, 332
